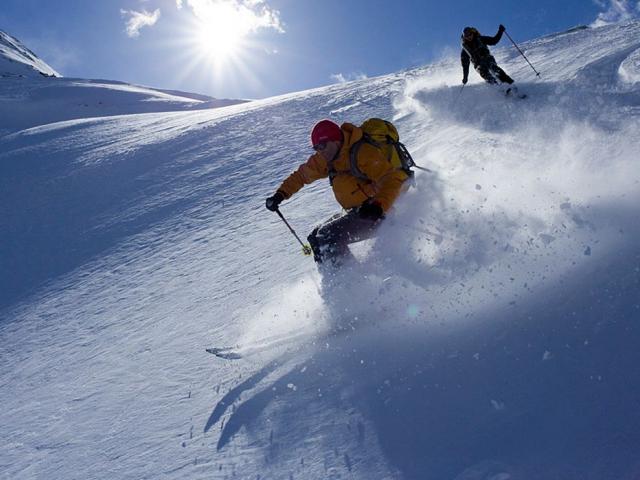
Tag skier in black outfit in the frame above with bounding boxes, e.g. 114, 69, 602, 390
461, 25, 515, 89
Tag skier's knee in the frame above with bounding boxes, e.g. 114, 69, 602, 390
308, 227, 324, 263
307, 227, 318, 245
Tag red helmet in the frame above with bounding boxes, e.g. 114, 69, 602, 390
310, 120, 342, 147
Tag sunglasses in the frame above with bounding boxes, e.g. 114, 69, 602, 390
313, 142, 328, 152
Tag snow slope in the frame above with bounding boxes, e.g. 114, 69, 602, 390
0, 76, 249, 135
1, 21, 640, 480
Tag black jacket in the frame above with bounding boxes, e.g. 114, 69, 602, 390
461, 28, 504, 79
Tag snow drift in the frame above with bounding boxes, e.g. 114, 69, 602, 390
1, 21, 640, 480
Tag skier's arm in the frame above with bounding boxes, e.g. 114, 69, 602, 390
461, 49, 470, 82
358, 149, 408, 212
276, 153, 328, 199
481, 26, 505, 46
372, 171, 409, 212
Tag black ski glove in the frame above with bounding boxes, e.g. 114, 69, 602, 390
265, 191, 285, 211
358, 200, 384, 221
498, 24, 506, 33
462, 76, 468, 85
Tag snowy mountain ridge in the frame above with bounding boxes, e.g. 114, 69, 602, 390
1, 21, 640, 480
0, 29, 249, 135
0, 29, 59, 77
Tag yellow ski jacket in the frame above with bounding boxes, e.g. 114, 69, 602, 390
277, 123, 409, 212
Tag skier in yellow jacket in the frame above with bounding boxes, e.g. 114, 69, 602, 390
265, 119, 410, 265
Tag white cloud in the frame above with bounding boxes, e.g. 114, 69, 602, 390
121, 8, 161, 38
591, 0, 640, 27
180, 0, 284, 34
330, 72, 368, 84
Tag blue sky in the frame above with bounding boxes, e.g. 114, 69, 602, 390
1, 0, 638, 99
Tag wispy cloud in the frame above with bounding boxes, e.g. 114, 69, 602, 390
177, 0, 284, 34
330, 72, 368, 84
121, 8, 161, 38
591, 0, 640, 27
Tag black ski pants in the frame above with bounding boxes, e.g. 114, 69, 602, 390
475, 56, 514, 85
307, 209, 380, 264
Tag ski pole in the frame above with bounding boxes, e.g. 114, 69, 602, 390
274, 208, 312, 256
504, 29, 541, 78
413, 165, 435, 174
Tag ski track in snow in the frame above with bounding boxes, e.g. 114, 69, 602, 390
1, 21, 640, 480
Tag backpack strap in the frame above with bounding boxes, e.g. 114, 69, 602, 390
348, 133, 415, 181
348, 134, 375, 183
385, 135, 415, 177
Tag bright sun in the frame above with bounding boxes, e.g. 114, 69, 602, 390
193, 3, 252, 63
176, 0, 283, 87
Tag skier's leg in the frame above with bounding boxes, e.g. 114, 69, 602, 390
308, 210, 380, 264
307, 212, 343, 263
307, 226, 323, 263
490, 63, 514, 84
475, 62, 497, 84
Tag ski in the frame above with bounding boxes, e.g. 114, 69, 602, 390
504, 86, 527, 99
205, 347, 244, 360
205, 328, 318, 360
205, 314, 372, 360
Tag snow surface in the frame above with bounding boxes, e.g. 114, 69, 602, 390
1, 21, 640, 480
0, 76, 249, 135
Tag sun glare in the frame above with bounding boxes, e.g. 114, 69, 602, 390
192, 3, 253, 63
174, 0, 284, 93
